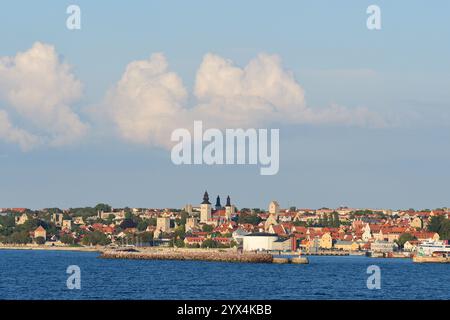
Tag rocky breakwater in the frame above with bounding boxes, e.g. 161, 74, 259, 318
100, 248, 273, 263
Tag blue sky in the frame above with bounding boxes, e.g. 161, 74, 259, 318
0, 1, 449, 210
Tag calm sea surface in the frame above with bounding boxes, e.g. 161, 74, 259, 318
0, 250, 449, 300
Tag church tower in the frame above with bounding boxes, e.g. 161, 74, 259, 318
200, 191, 212, 223
215, 195, 222, 211
225, 195, 235, 220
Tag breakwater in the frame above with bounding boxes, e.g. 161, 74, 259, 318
413, 256, 450, 263
101, 249, 274, 263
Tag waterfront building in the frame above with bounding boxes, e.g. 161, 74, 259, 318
371, 241, 398, 253
403, 240, 419, 252
200, 191, 212, 223
184, 236, 205, 246
33, 226, 47, 240
319, 232, 333, 249
334, 240, 359, 251
232, 227, 250, 245
243, 232, 288, 251
157, 216, 171, 233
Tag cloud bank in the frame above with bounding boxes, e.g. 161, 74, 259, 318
96, 52, 385, 148
0, 42, 385, 151
0, 42, 87, 150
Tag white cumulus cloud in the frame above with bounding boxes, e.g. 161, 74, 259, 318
96, 52, 386, 149
98, 53, 188, 147
193, 53, 307, 127
0, 110, 41, 151
0, 42, 87, 149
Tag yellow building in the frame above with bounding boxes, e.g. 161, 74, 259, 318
319, 232, 333, 249
410, 217, 423, 229
34, 226, 47, 239
334, 240, 359, 251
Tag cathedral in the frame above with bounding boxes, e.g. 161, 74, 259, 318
200, 191, 235, 224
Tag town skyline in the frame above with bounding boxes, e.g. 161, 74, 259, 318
2, 190, 449, 213
2, 190, 449, 254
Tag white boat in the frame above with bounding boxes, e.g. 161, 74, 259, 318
417, 240, 450, 256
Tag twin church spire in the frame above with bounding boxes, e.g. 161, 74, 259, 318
202, 191, 231, 210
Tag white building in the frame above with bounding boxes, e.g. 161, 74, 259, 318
362, 223, 372, 241
371, 241, 398, 253
232, 228, 250, 245
243, 232, 291, 251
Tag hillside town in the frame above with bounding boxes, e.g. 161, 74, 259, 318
1, 191, 450, 257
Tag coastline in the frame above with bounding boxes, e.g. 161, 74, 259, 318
1, 245, 443, 263
0, 244, 103, 253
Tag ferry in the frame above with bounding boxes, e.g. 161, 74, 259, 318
413, 240, 450, 263
417, 240, 450, 256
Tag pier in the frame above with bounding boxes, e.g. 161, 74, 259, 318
100, 248, 310, 264
413, 256, 450, 263
101, 248, 274, 263
278, 250, 349, 256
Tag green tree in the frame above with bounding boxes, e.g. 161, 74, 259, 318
174, 225, 186, 239
174, 211, 189, 226
95, 203, 112, 212
237, 212, 261, 225
60, 234, 76, 245
428, 216, 445, 233
293, 220, 306, 227
332, 211, 340, 228
35, 236, 46, 245
9, 231, 31, 244
428, 216, 450, 240
139, 232, 154, 244
174, 239, 185, 247
147, 218, 157, 226
120, 218, 137, 230
137, 220, 150, 231
201, 239, 218, 248
396, 233, 416, 248
82, 231, 110, 246
202, 224, 214, 233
